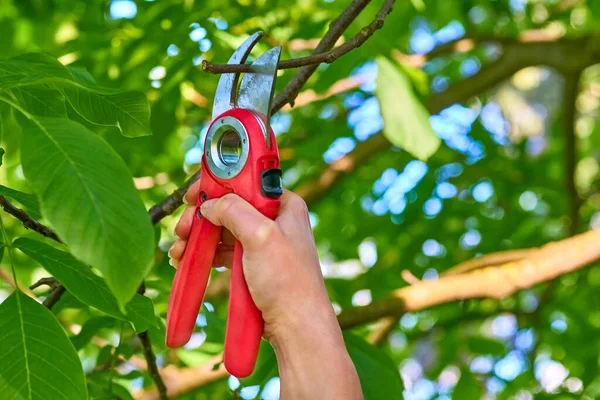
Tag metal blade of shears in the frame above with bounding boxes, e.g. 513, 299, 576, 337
212, 31, 263, 120
237, 46, 281, 149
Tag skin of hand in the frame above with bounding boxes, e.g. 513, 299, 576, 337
168, 182, 363, 399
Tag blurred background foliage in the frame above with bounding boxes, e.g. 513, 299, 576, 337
1, 0, 600, 399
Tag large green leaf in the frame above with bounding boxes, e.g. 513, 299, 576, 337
0, 185, 42, 220
375, 56, 440, 160
0, 290, 87, 400
0, 53, 151, 137
343, 332, 404, 400
14, 238, 158, 332
20, 118, 155, 306
8, 85, 67, 117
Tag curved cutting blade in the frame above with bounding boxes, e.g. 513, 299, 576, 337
237, 46, 281, 148
212, 31, 263, 120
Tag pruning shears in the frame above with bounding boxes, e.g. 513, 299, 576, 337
166, 32, 283, 378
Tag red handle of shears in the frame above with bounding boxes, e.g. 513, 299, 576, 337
165, 212, 220, 348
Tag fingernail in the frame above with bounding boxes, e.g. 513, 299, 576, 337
168, 257, 175, 267
182, 196, 188, 205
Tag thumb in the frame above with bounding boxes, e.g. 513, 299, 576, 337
200, 194, 280, 250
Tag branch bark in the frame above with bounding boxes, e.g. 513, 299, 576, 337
203, 0, 395, 77
337, 230, 600, 329
271, 0, 396, 112
295, 33, 600, 207
0, 196, 61, 242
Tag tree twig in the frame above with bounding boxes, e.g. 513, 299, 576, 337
271, 0, 394, 112
137, 283, 168, 400
0, 196, 61, 242
149, 172, 200, 225
203, 0, 395, 77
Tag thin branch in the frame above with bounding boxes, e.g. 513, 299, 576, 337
272, 0, 394, 112
42, 284, 66, 309
203, 0, 395, 76
137, 283, 168, 400
0, 196, 61, 242
149, 171, 200, 224
138, 331, 168, 400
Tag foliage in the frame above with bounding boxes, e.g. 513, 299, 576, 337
0, 0, 600, 399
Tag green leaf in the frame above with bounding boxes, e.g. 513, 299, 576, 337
0, 53, 151, 137
343, 332, 404, 400
239, 341, 278, 387
375, 56, 440, 160
14, 238, 158, 332
0, 53, 73, 88
61, 85, 151, 138
0, 147, 4, 166
0, 290, 88, 400
8, 85, 67, 117
453, 368, 482, 399
20, 117, 155, 306
71, 316, 117, 350
0, 242, 4, 264
124, 294, 158, 333
0, 185, 42, 219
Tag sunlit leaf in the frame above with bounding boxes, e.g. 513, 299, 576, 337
8, 85, 66, 117
0, 291, 87, 400
19, 119, 155, 306
375, 56, 440, 160
0, 53, 151, 137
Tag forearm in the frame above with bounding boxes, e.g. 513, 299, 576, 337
270, 300, 363, 400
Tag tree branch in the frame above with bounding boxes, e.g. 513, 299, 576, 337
295, 33, 600, 207
149, 172, 200, 224
203, 0, 395, 77
367, 248, 536, 345
337, 230, 600, 329
271, 0, 394, 112
0, 196, 61, 242
136, 283, 168, 400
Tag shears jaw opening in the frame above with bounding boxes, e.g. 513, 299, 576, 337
211, 31, 281, 148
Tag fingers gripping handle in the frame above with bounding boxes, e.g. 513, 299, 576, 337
166, 211, 221, 348
224, 240, 263, 378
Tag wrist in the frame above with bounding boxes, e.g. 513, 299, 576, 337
267, 298, 363, 400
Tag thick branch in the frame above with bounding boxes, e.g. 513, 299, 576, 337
368, 248, 536, 345
0, 196, 61, 242
295, 34, 600, 207
337, 230, 600, 329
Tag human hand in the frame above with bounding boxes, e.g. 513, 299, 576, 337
169, 183, 362, 399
